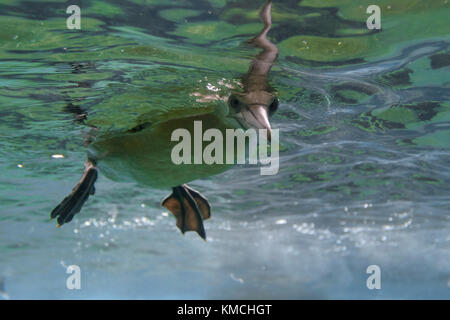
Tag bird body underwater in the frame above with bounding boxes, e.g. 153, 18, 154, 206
51, 0, 279, 240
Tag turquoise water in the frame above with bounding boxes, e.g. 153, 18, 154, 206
0, 0, 449, 299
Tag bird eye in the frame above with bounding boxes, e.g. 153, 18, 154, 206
268, 98, 279, 116
228, 95, 242, 112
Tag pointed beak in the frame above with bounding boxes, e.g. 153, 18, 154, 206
239, 105, 272, 141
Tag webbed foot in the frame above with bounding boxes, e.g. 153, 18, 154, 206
161, 184, 211, 240
50, 159, 97, 226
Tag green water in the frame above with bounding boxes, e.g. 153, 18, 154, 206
0, 0, 449, 299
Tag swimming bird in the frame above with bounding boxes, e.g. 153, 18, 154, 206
51, 0, 279, 240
